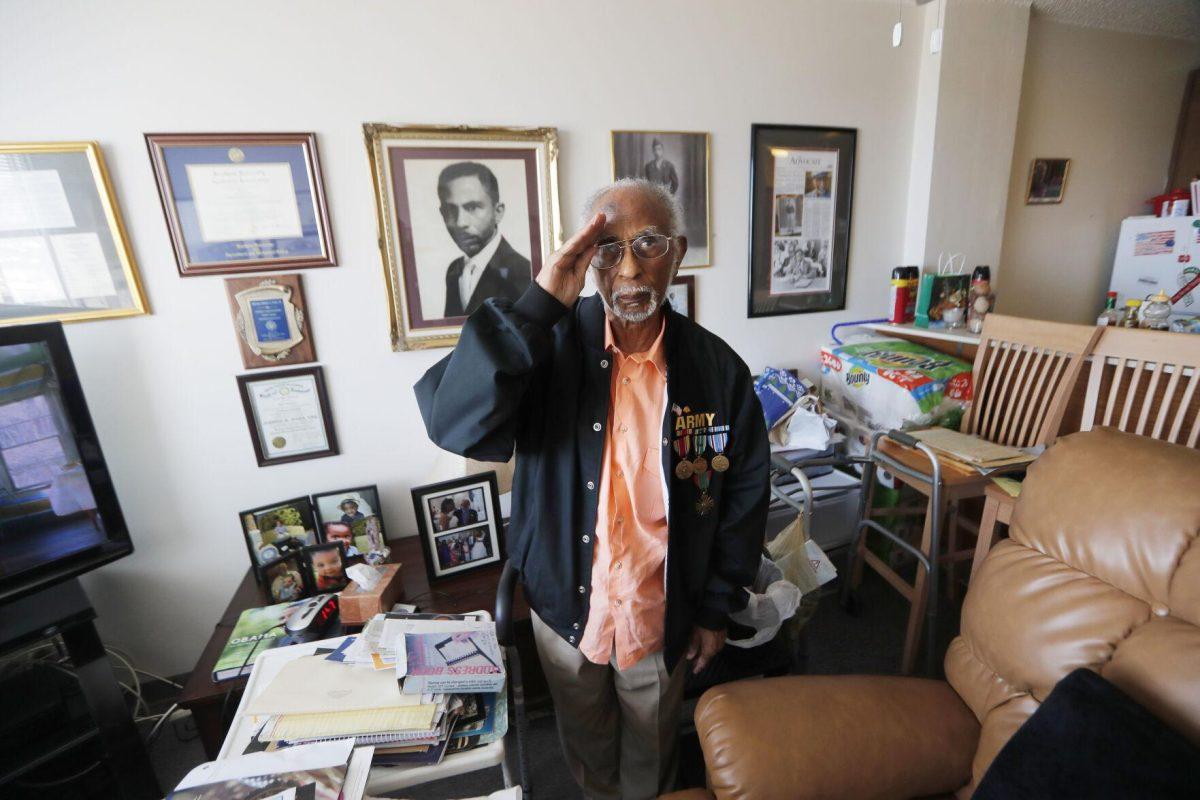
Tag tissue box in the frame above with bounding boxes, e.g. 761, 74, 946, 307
338, 563, 404, 625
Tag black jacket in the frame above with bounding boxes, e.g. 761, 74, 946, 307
415, 284, 769, 672
443, 237, 532, 317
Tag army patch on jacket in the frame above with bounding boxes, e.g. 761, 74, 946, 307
670, 404, 730, 515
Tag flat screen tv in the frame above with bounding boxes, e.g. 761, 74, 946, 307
0, 322, 132, 603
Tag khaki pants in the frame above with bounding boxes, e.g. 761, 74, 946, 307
531, 610, 688, 800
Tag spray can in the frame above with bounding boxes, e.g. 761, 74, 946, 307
904, 266, 920, 322
889, 267, 908, 324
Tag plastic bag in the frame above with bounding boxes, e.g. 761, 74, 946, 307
727, 556, 802, 649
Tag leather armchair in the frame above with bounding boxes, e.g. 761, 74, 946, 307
662, 429, 1200, 799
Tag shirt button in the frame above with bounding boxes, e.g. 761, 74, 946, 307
578, 585, 586, 594
616, 517, 624, 525
600, 359, 609, 368
616, 470, 622, 478
593, 422, 602, 432
615, 599, 622, 607
586, 480, 595, 490
623, 377, 631, 385
573, 622, 580, 630
619, 425, 628, 433
582, 534, 590, 544
615, 561, 623, 570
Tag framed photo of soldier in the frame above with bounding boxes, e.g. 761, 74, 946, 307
611, 130, 710, 268
410, 471, 505, 582
364, 123, 562, 351
144, 132, 336, 276
748, 124, 856, 317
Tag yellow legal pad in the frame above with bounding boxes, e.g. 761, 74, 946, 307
263, 704, 440, 742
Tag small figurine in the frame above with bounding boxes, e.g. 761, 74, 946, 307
967, 265, 995, 334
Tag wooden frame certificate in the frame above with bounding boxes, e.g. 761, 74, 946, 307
237, 366, 338, 467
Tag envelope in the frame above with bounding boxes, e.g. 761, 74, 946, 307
245, 655, 414, 715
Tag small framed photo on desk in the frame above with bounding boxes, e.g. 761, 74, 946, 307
411, 471, 505, 582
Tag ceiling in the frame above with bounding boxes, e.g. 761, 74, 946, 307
905, 0, 1200, 42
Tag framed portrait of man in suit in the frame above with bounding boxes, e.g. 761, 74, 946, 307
364, 124, 562, 350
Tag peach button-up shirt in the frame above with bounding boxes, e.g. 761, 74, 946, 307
579, 316, 670, 670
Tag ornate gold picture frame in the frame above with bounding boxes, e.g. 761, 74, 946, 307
0, 142, 149, 325
364, 123, 561, 351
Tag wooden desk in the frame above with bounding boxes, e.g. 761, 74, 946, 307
178, 536, 528, 759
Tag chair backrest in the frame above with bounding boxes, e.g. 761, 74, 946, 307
961, 314, 1102, 448
1080, 326, 1200, 447
945, 428, 1200, 795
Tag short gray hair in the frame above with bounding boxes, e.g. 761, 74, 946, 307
580, 178, 683, 237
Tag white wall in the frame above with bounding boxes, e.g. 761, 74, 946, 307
999, 17, 1200, 322
1, 0, 926, 674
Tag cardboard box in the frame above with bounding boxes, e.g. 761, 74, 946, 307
338, 563, 404, 625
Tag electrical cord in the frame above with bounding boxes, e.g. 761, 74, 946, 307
219, 622, 285, 727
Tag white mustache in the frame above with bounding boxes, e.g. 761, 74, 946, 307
612, 285, 655, 301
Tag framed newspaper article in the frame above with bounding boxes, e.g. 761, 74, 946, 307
748, 124, 856, 317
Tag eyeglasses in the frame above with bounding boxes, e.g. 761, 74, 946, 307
590, 233, 675, 270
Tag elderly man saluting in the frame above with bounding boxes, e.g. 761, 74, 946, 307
415, 179, 768, 799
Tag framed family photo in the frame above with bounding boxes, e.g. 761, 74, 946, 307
145, 132, 336, 276
411, 471, 505, 582
237, 496, 319, 583
1025, 158, 1070, 204
611, 130, 711, 268
748, 124, 856, 317
262, 551, 310, 603
311, 484, 389, 560
304, 542, 350, 593
0, 142, 149, 325
364, 123, 561, 351
236, 366, 338, 467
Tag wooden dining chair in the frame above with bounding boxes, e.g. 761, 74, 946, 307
970, 325, 1200, 586
846, 314, 1102, 674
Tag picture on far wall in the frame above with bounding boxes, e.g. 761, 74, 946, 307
0, 141, 149, 325
1025, 158, 1070, 205
667, 274, 696, 320
411, 471, 505, 583
748, 124, 856, 317
145, 132, 337, 276
311, 484, 389, 562
611, 130, 711, 268
236, 366, 338, 468
224, 273, 315, 369
237, 496, 319, 583
364, 123, 562, 351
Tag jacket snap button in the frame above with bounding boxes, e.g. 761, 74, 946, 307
662, 437, 668, 445
578, 585, 586, 593
593, 422, 602, 432
586, 480, 595, 490
569, 635, 576, 643
573, 622, 580, 630
582, 534, 590, 543
600, 359, 609, 368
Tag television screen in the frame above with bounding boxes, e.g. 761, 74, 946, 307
0, 323, 131, 602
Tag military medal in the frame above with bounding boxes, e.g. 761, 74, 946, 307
691, 430, 708, 475
694, 469, 714, 516
709, 426, 730, 472
673, 429, 693, 480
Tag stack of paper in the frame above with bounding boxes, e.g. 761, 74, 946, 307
908, 428, 1040, 475
238, 611, 507, 771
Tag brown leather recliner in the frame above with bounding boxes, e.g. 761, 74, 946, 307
662, 428, 1200, 800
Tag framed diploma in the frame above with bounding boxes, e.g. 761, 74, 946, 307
748, 124, 856, 317
0, 142, 149, 325
224, 274, 316, 369
145, 132, 336, 276
236, 366, 338, 467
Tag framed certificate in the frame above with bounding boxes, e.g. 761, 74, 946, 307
236, 366, 338, 467
224, 274, 316, 369
145, 132, 336, 276
0, 142, 149, 325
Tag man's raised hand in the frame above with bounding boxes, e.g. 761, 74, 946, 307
535, 212, 606, 308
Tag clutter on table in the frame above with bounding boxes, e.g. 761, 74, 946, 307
753, 366, 840, 454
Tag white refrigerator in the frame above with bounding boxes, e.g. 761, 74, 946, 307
1108, 215, 1200, 328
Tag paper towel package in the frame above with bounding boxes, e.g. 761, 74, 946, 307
819, 336, 972, 431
